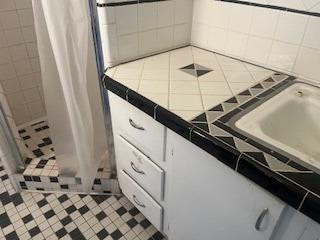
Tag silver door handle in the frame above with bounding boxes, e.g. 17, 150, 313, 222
133, 195, 146, 208
255, 208, 269, 231
129, 118, 145, 130
130, 162, 145, 175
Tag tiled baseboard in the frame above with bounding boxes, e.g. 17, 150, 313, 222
14, 174, 120, 194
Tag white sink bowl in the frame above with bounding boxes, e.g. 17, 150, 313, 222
235, 82, 320, 171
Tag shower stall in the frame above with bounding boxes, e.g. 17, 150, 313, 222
0, 0, 116, 193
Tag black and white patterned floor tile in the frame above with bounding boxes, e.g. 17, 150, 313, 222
19, 121, 111, 178
0, 160, 166, 240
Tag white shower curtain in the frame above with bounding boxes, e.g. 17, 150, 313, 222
32, 0, 108, 192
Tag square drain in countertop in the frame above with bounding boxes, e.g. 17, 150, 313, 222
180, 63, 213, 77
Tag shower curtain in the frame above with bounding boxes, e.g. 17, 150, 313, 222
32, 0, 108, 192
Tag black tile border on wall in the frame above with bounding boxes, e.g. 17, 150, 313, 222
97, 0, 320, 17
97, 0, 170, 7
218, 0, 320, 17
103, 74, 320, 224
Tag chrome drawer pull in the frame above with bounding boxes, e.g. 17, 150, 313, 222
133, 195, 146, 208
131, 162, 145, 175
255, 208, 269, 231
129, 118, 145, 130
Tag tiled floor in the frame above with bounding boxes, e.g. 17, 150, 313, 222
106, 46, 275, 121
19, 121, 58, 177
0, 160, 165, 240
19, 121, 111, 179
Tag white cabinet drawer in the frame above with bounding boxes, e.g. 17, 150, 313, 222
120, 170, 163, 231
117, 135, 164, 201
108, 91, 165, 164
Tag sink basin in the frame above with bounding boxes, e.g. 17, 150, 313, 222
234, 82, 320, 171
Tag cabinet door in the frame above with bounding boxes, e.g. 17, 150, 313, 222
166, 130, 285, 240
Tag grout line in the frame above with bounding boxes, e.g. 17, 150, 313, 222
190, 47, 206, 113
235, 153, 242, 171
298, 192, 309, 211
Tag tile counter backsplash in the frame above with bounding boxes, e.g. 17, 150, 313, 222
191, 0, 320, 83
97, 0, 193, 67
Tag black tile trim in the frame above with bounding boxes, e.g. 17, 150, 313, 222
190, 127, 240, 169
127, 89, 156, 117
218, 0, 320, 17
103, 75, 128, 100
237, 154, 307, 210
155, 106, 193, 140
97, 0, 169, 7
300, 192, 320, 223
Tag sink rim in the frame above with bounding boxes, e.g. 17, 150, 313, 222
228, 80, 320, 174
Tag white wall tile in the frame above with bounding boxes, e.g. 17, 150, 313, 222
4, 28, 24, 45
30, 57, 40, 72
0, 63, 16, 81
27, 100, 44, 116
294, 47, 320, 80
271, 0, 306, 10
23, 87, 40, 102
210, 1, 230, 29
191, 0, 320, 82
138, 3, 157, 31
9, 44, 28, 61
26, 42, 38, 58
100, 24, 118, 63
174, 0, 193, 24
0, 47, 11, 64
228, 4, 253, 34
17, 9, 34, 27
21, 26, 36, 42
245, 36, 272, 64
97, 7, 115, 25
14, 0, 32, 9
0, 0, 15, 11
0, 1, 45, 125
311, 2, 320, 12
174, 24, 190, 46
118, 33, 139, 59
139, 30, 157, 55
268, 41, 299, 71
13, 59, 33, 76
191, 23, 208, 48
157, 1, 174, 28
157, 27, 174, 50
207, 27, 228, 52
100, 1, 193, 66
18, 72, 38, 90
302, 16, 320, 50
0, 31, 7, 47
2, 78, 21, 93
115, 5, 138, 35
225, 31, 248, 58
0, 11, 20, 29
274, 12, 308, 45
303, 0, 320, 9
250, 8, 279, 38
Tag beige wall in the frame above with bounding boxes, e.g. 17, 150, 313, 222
0, 0, 46, 125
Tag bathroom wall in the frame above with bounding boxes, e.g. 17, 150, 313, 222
97, 0, 194, 67
0, 0, 46, 125
191, 0, 320, 82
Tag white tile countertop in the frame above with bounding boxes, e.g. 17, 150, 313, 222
105, 46, 275, 121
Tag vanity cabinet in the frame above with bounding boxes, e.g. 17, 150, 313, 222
109, 92, 167, 232
108, 91, 319, 239
165, 129, 286, 240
